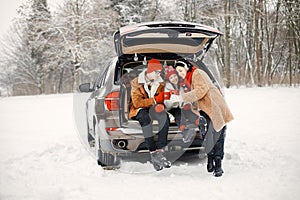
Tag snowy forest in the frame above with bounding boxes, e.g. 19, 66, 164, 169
0, 0, 299, 96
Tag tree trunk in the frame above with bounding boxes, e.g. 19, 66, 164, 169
254, 0, 262, 87
259, 0, 264, 86
265, 0, 281, 86
224, 0, 231, 88
58, 64, 64, 93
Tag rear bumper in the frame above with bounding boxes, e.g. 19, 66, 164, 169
106, 131, 204, 155
98, 119, 205, 156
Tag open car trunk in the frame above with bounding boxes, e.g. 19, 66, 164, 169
113, 22, 224, 152
114, 21, 223, 57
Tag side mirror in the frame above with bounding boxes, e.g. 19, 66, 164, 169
79, 83, 92, 93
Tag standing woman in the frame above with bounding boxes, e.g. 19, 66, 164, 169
172, 59, 234, 177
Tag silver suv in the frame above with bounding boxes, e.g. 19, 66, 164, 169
78, 21, 223, 169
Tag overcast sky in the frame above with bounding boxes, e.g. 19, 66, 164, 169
0, 0, 62, 38
0, 0, 24, 37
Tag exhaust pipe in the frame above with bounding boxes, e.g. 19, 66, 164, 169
115, 140, 127, 149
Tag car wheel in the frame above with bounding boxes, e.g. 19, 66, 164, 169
94, 131, 120, 170
97, 149, 121, 170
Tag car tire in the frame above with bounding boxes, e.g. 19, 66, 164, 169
94, 130, 121, 170
97, 149, 121, 170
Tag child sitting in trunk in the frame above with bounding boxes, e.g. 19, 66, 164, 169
163, 65, 207, 143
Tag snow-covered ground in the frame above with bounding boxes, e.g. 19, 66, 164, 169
0, 87, 299, 200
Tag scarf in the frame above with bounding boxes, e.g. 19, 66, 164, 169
185, 66, 197, 85
179, 66, 197, 92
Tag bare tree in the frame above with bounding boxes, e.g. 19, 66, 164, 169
1, 0, 300, 96
0, 0, 54, 95
254, 0, 262, 87
283, 0, 300, 86
54, 0, 117, 91
224, 0, 231, 88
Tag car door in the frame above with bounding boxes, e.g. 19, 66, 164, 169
86, 65, 110, 135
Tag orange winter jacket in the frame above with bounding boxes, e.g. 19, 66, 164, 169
129, 71, 165, 119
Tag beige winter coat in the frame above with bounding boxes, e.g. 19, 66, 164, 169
181, 69, 234, 131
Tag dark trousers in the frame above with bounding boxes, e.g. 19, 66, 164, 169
135, 106, 170, 152
168, 107, 182, 126
168, 107, 199, 128
201, 111, 226, 160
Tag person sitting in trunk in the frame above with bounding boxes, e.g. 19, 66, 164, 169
172, 59, 234, 177
129, 58, 171, 171
163, 65, 207, 143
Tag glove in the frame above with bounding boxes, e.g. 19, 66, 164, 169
155, 92, 165, 103
154, 104, 165, 113
163, 92, 171, 100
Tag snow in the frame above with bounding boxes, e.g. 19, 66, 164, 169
0, 87, 300, 200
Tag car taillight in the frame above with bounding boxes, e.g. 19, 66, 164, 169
104, 91, 120, 111
106, 127, 118, 131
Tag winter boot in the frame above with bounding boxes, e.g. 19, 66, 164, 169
213, 156, 224, 177
182, 124, 196, 143
150, 151, 163, 171
157, 150, 171, 168
150, 150, 171, 171
207, 155, 214, 173
197, 115, 207, 135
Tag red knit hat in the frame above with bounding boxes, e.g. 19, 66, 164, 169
164, 65, 177, 80
147, 58, 162, 73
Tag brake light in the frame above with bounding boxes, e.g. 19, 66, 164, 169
105, 91, 120, 111
106, 127, 118, 131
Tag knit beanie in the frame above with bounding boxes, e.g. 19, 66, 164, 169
147, 58, 162, 73
164, 65, 177, 80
